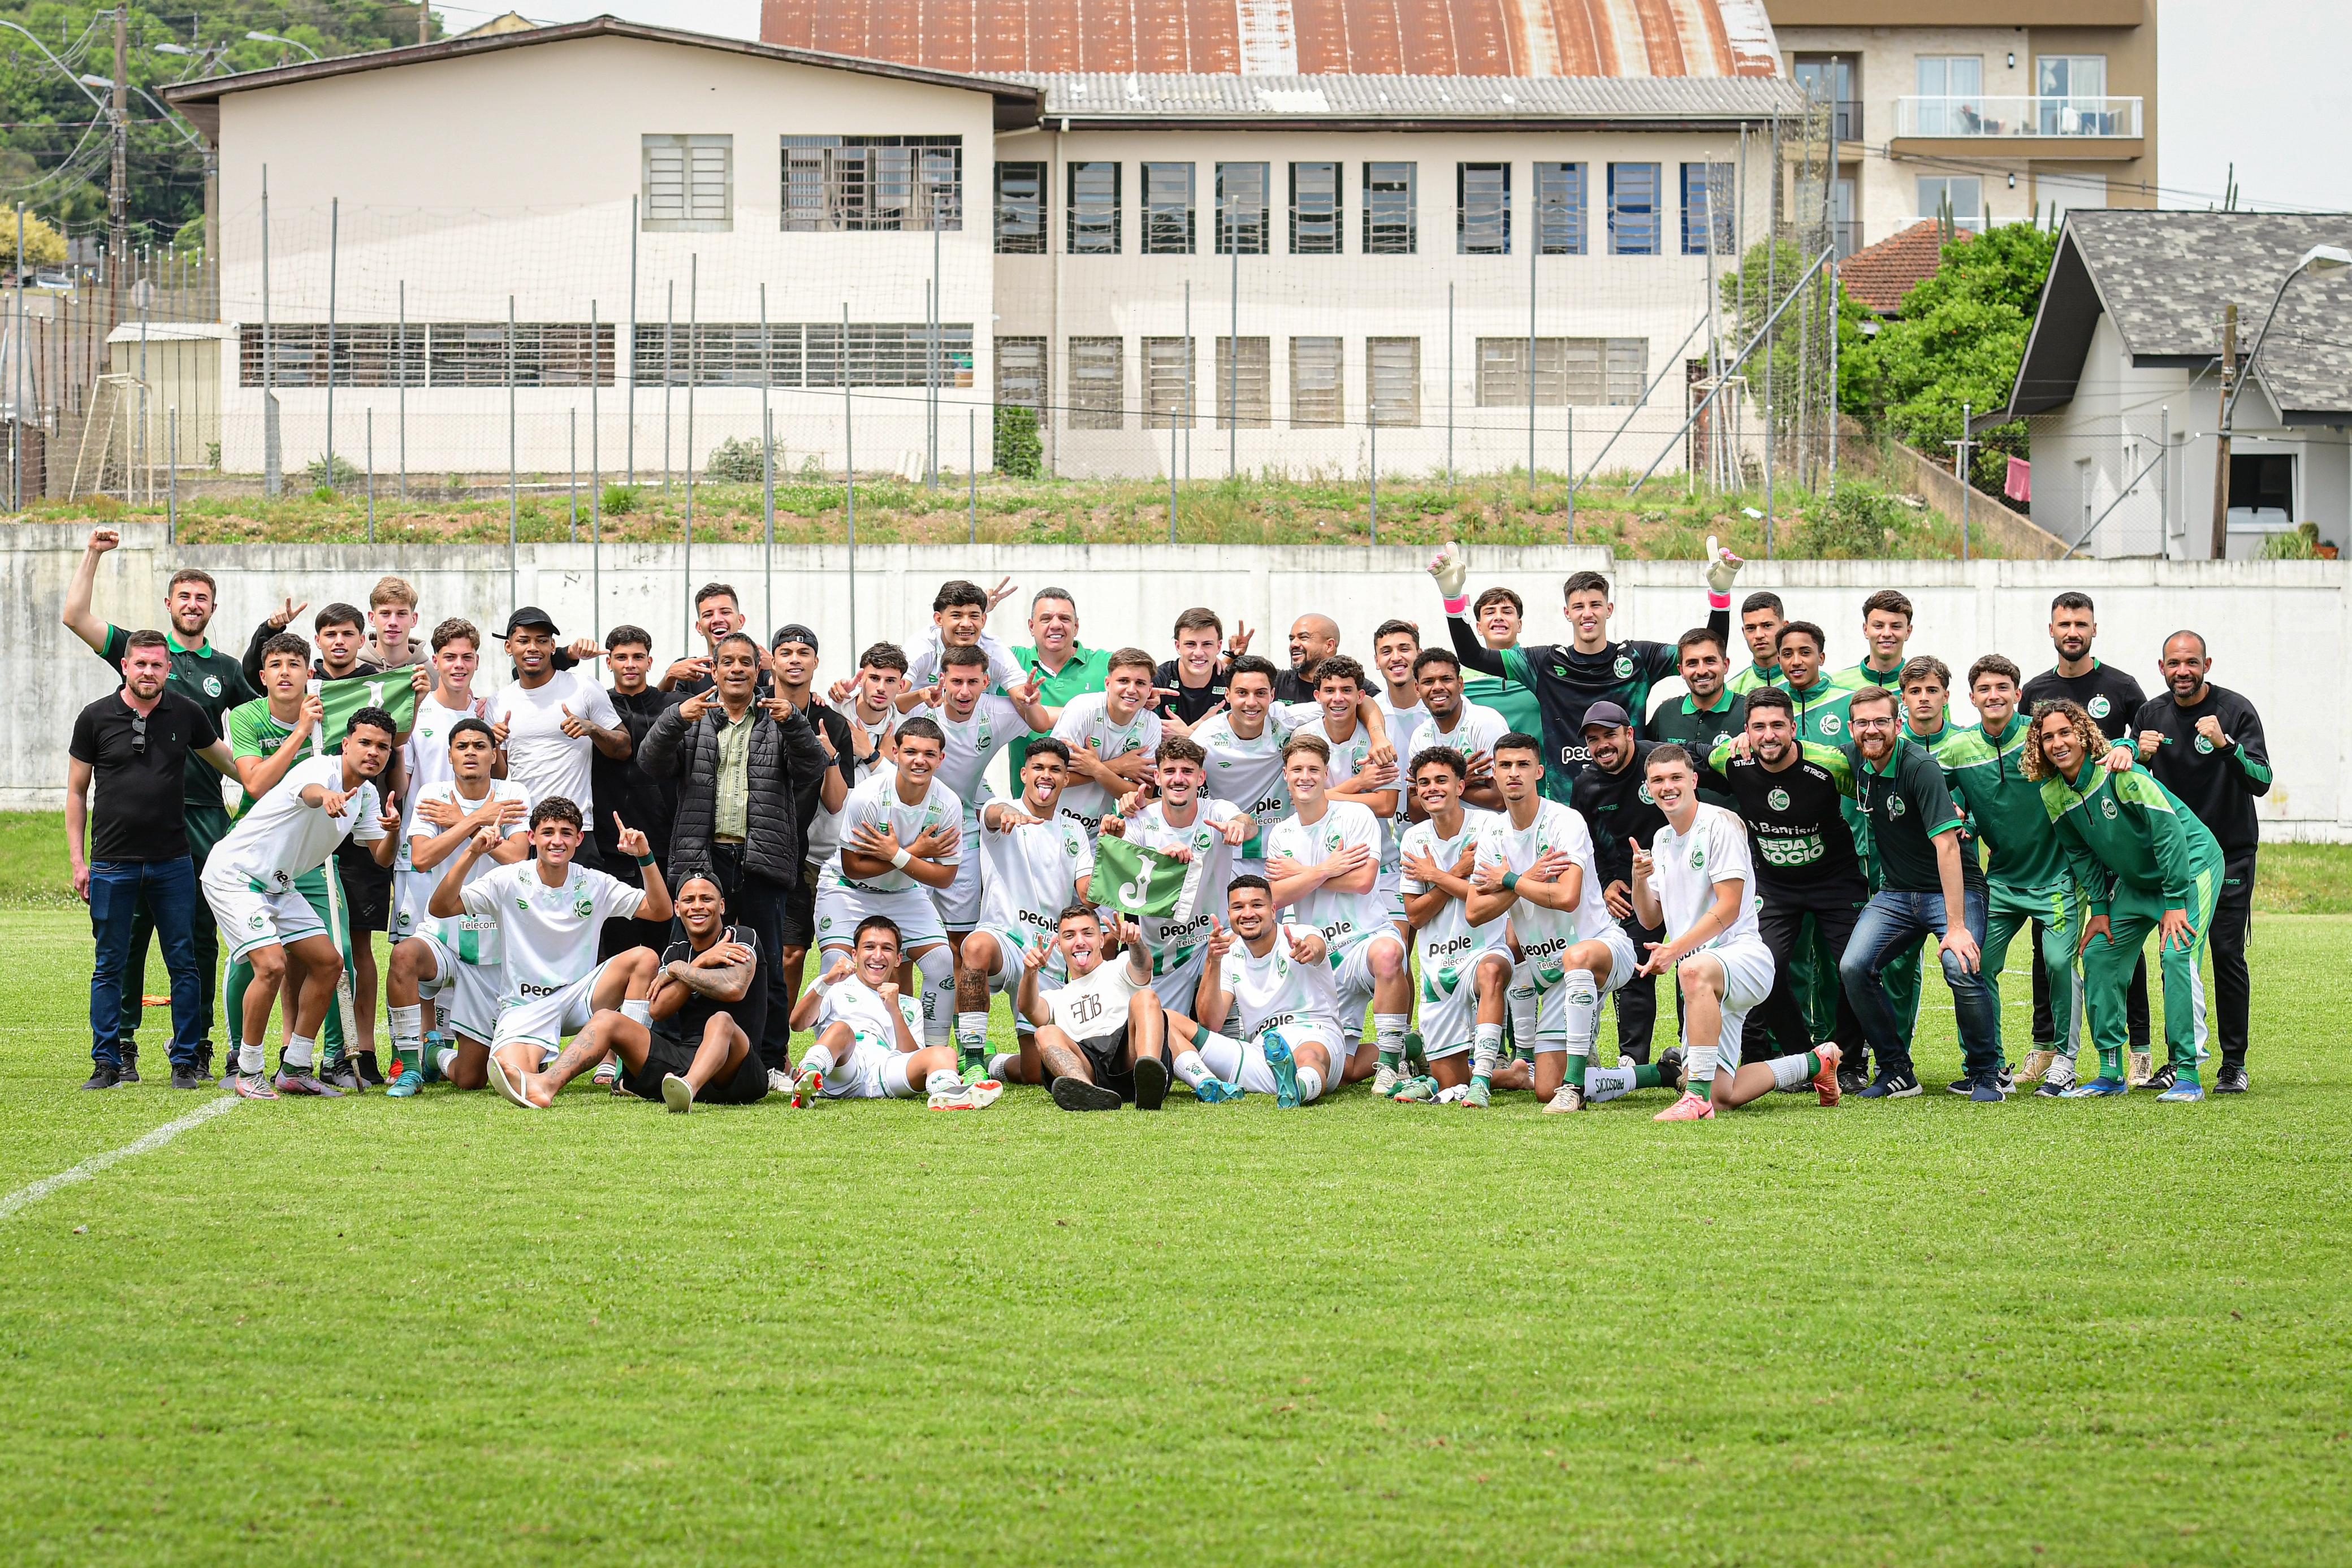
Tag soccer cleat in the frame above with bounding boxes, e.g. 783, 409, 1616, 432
1835, 1065, 1870, 1098
1658, 1046, 1688, 1091
963, 1078, 1005, 1108
2142, 1063, 2177, 1095
2213, 1063, 2249, 1095
1857, 1068, 1921, 1099
231, 1071, 279, 1100
118, 1047, 141, 1085
1259, 1032, 1303, 1108
767, 1068, 794, 1097
928, 1082, 997, 1111
170, 1064, 205, 1091
1403, 1030, 1431, 1075
1813, 1045, 1843, 1107
790, 1069, 824, 1108
483, 1055, 534, 1110
2018, 1049, 2057, 1084
2156, 1078, 2204, 1103
1969, 1076, 2009, 1102
1542, 1083, 1584, 1115
2126, 1050, 2152, 1087
323, 1058, 364, 1095
81, 1065, 122, 1091
2061, 1076, 2129, 1098
1051, 1077, 1123, 1112
356, 1052, 387, 1088
386, 1067, 424, 1098
1391, 1075, 1439, 1103
274, 1070, 345, 1098
1459, 1078, 1491, 1110
1654, 1090, 1715, 1121
1371, 1062, 1402, 1097
1132, 1055, 1169, 1112
592, 1059, 619, 1088
1192, 1076, 1246, 1104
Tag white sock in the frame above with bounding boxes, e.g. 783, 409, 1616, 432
1508, 977, 1537, 1055
1171, 1049, 1210, 1088
800, 1042, 837, 1077
1586, 1062, 1638, 1102
1685, 1044, 1720, 1089
924, 1066, 963, 1095
435, 1046, 458, 1078
620, 999, 652, 1027
1295, 1065, 1324, 1103
240, 1040, 266, 1075
1563, 969, 1600, 1055
1768, 1051, 1813, 1091
390, 1004, 423, 1056
915, 947, 956, 1047
956, 1010, 989, 1054
1472, 1021, 1504, 1079
284, 1033, 316, 1071
1373, 1012, 1407, 1057
988, 1051, 1017, 1082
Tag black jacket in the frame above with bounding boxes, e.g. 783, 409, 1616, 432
2133, 684, 2271, 854
1571, 740, 1667, 889
638, 699, 831, 886
595, 686, 682, 873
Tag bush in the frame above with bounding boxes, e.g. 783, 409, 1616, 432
303, 453, 362, 489
704, 435, 766, 483
2260, 521, 2321, 560
995, 404, 1042, 479
1793, 482, 1917, 559
602, 483, 642, 516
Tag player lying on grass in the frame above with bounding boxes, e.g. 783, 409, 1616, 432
1633, 745, 1841, 1121
792, 916, 1000, 1110
1166, 876, 1339, 1107
201, 704, 401, 1099
427, 796, 670, 1106
1391, 744, 1510, 1100
384, 717, 528, 1095
496, 872, 771, 1111
1265, 733, 1408, 1088
954, 737, 1096, 1086
1017, 905, 1173, 1112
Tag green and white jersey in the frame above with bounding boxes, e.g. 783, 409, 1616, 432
1191, 703, 1316, 847
2038, 760, 2223, 919
397, 693, 492, 874
826, 771, 962, 894
1216, 924, 1342, 1043
1122, 798, 1242, 972
1419, 701, 1512, 769
931, 694, 1026, 821
1295, 716, 1395, 870
211, 754, 386, 891
1920, 718, 2069, 893
401, 777, 530, 955
225, 699, 302, 812
1399, 807, 1502, 1003
814, 973, 920, 1050
1049, 692, 1164, 837
1472, 799, 1609, 978
1649, 804, 1761, 950
1265, 800, 1384, 957
1373, 690, 1429, 855
977, 805, 1095, 955
460, 860, 644, 995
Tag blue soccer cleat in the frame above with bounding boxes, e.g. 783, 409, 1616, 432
2156, 1079, 2205, 1103
385, 1067, 424, 1098
2061, 1076, 2130, 1098
1260, 1032, 1302, 1108
1194, 1076, 1245, 1103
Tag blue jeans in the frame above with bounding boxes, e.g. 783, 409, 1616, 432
1839, 886, 2000, 1080
89, 857, 202, 1069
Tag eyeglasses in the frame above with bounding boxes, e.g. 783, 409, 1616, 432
129, 713, 148, 755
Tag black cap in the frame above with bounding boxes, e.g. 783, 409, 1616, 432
499, 606, 559, 637
772, 622, 819, 653
1580, 700, 1632, 733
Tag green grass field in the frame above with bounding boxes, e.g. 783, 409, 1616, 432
4, 900, 2349, 1565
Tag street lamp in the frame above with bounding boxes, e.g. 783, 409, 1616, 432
245, 31, 320, 60
2211, 242, 2351, 555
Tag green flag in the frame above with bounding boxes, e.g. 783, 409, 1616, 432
310, 672, 419, 751
1092, 834, 1209, 923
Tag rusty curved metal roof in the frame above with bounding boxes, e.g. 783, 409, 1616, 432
758, 0, 1783, 79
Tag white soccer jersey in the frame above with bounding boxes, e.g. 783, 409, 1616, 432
1041, 958, 1147, 1045
1419, 701, 1512, 770
1474, 799, 1611, 953
825, 770, 963, 894
401, 777, 531, 954
487, 669, 617, 812
1049, 692, 1162, 835
1373, 690, 1429, 850
1192, 704, 1313, 831
1399, 806, 1504, 981
460, 858, 645, 996
1216, 924, 1342, 1042
978, 804, 1095, 948
1649, 804, 1762, 950
929, 694, 1024, 817
815, 973, 914, 1047
806, 703, 900, 870
1122, 797, 1242, 972
906, 630, 1025, 692
1264, 800, 1385, 955
211, 754, 387, 891
1296, 715, 1399, 869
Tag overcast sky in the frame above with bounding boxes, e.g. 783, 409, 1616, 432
457, 0, 2352, 215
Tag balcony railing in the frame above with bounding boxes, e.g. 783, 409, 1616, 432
1893, 96, 2142, 138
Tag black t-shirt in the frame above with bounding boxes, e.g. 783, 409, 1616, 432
1274, 667, 1318, 705
2133, 684, 2271, 854
1851, 737, 1983, 896
653, 925, 768, 1047
2020, 659, 2147, 743
1646, 691, 1748, 809
595, 685, 682, 872
1570, 741, 1667, 889
69, 690, 221, 862
99, 626, 256, 812
797, 699, 857, 836
1154, 659, 1230, 724
1718, 746, 1866, 897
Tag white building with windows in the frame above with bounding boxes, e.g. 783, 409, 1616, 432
164, 13, 1804, 483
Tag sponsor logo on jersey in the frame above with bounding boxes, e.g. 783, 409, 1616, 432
516, 980, 565, 998
573, 892, 595, 917
1888, 796, 1907, 818
1767, 787, 1791, 811
1612, 654, 1635, 678
1636, 783, 1655, 805
1820, 713, 1843, 735
2101, 796, 2118, 820
1689, 843, 1706, 868
2087, 695, 2111, 718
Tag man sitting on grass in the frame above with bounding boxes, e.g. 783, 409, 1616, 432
792, 916, 1000, 1110
1017, 905, 1171, 1112
1169, 876, 1339, 1108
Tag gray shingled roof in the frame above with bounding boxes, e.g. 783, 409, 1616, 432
1017, 72, 1802, 125
2005, 210, 2352, 423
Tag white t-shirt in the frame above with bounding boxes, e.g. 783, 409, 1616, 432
1649, 804, 1762, 950
1265, 800, 1385, 956
401, 777, 531, 955
1296, 716, 1398, 871
825, 770, 962, 894
213, 754, 387, 891
930, 694, 1025, 819
1049, 692, 1163, 837
1191, 701, 1318, 846
906, 629, 1025, 692
1041, 956, 1146, 1044
1373, 690, 1428, 854
1119, 797, 1242, 973
815, 973, 915, 1046
1399, 807, 1504, 990
1419, 701, 1512, 769
460, 858, 646, 996
401, 692, 491, 828
978, 803, 1095, 948
1473, 799, 1611, 955
487, 670, 619, 813
1215, 923, 1341, 1043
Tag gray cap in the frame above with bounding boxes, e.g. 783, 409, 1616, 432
1581, 700, 1633, 733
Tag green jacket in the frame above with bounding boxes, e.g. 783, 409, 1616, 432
1728, 662, 1782, 696
1915, 718, 2070, 891
2039, 759, 2223, 918
1785, 673, 1869, 863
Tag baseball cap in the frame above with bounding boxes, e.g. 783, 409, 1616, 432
1581, 700, 1632, 732
498, 606, 559, 637
772, 622, 819, 653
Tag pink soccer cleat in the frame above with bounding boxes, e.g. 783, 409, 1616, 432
1653, 1090, 1716, 1121
1813, 1044, 1844, 1107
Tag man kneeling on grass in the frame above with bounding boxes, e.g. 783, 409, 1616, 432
1017, 904, 1172, 1112
1631, 745, 1841, 1121
500, 872, 770, 1111
792, 916, 1001, 1110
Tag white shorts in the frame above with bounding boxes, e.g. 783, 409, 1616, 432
1148, 943, 1211, 1017
491, 957, 617, 1052
820, 1033, 913, 1099
1510, 924, 1639, 1052
1330, 929, 1408, 1034
936, 830, 984, 932
815, 882, 949, 954
1376, 865, 1408, 928
412, 933, 503, 1045
1676, 937, 1776, 1065
1199, 1025, 1335, 1102
1416, 945, 1512, 1058
204, 866, 327, 964
967, 921, 1067, 995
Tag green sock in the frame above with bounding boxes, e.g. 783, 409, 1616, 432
1512, 1046, 1534, 1065
1377, 1047, 1400, 1069
1633, 1063, 1662, 1089
1804, 1050, 1822, 1077
2099, 1043, 2124, 1081
1404, 1030, 1429, 1072
1567, 1052, 1590, 1091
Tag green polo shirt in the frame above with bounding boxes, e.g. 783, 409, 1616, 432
1009, 642, 1110, 773
1849, 733, 1982, 896
1647, 689, 1746, 808
100, 626, 257, 813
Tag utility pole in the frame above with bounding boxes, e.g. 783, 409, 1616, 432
420, 3, 431, 45
2208, 301, 2237, 560
108, 4, 127, 327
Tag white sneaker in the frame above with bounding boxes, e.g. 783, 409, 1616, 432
767, 1067, 794, 1097
2127, 1050, 2152, 1087
1542, 1083, 1585, 1115
1372, 1062, 1401, 1096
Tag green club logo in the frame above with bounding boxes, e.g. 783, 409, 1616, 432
2194, 734, 2215, 754
202, 674, 223, 697
1821, 714, 1843, 735
1637, 784, 1655, 804
2087, 695, 2111, 719
1767, 787, 1791, 811
1612, 655, 1635, 678
2101, 796, 2118, 819
1689, 844, 1705, 868
1888, 796, 1907, 817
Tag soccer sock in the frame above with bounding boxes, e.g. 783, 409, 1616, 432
956, 1011, 989, 1071
240, 1039, 266, 1076
620, 999, 652, 1028
389, 1004, 424, 1075
1566, 1050, 1591, 1093
924, 1067, 963, 1095
2098, 1039, 2124, 1081
1632, 1062, 1664, 1089
283, 1033, 317, 1072
1684, 1045, 1719, 1094
1295, 1065, 1324, 1104
988, 1051, 1017, 1084
1585, 1062, 1638, 1102
1403, 1030, 1429, 1073
1471, 1021, 1504, 1085
1373, 1012, 1407, 1068
800, 1042, 838, 1078
1767, 1052, 1814, 1091
1804, 1050, 1823, 1078
1171, 1050, 1210, 1089
1507, 984, 1537, 1056
434, 1046, 458, 1080
915, 947, 957, 1048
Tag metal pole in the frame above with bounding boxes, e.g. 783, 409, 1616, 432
1528, 203, 1537, 501
844, 302, 857, 656
931, 222, 941, 488
1183, 279, 1192, 484
626, 194, 638, 483
1227, 196, 1238, 479
507, 296, 517, 608
136, 288, 147, 503
970, 408, 978, 543
1959, 399, 1971, 561
1369, 401, 1378, 544
2158, 405, 2170, 548
261, 166, 277, 498
396, 280, 406, 500
662, 279, 673, 495
761, 281, 774, 634
1826, 254, 1840, 497
1566, 418, 1575, 541
167, 407, 177, 540
1447, 281, 1455, 493
684, 256, 697, 645
591, 296, 602, 640
12, 203, 23, 510
323, 196, 337, 490
568, 408, 577, 540
366, 407, 374, 542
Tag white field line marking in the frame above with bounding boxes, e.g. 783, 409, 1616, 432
0, 1094, 242, 1222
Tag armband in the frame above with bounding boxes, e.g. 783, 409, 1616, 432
636, 852, 657, 868
1707, 589, 1731, 612
1442, 595, 1470, 616
1501, 871, 1520, 893
890, 846, 913, 870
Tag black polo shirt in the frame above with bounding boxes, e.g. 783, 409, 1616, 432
1849, 735, 1982, 896
70, 690, 220, 861
1155, 659, 1231, 724
99, 626, 254, 813
1570, 740, 1666, 889
654, 925, 768, 1047
2020, 659, 2146, 742
1646, 690, 1748, 808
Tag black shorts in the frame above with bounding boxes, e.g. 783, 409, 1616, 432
781, 861, 817, 950
1074, 1025, 1169, 1103
333, 839, 395, 933
625, 1028, 769, 1106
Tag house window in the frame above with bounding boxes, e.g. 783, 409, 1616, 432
1681, 162, 1732, 255
1475, 337, 1646, 405
1067, 162, 1121, 254
1290, 161, 1341, 254
1608, 163, 1660, 255
1216, 337, 1270, 428
1534, 163, 1585, 255
1143, 336, 1194, 428
1916, 175, 1984, 230
1457, 163, 1510, 255
1363, 162, 1416, 254
1792, 54, 1858, 141
995, 162, 1046, 254
2228, 452, 2295, 522
1143, 163, 1195, 255
2037, 54, 2109, 133
1067, 337, 1125, 427
1216, 162, 1269, 255
1914, 56, 1982, 135
1367, 337, 1419, 427
1290, 337, 1343, 428
995, 336, 1046, 408
628, 322, 967, 388
781, 136, 961, 232
643, 135, 732, 232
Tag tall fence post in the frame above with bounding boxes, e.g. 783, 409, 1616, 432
568, 408, 577, 541
167, 406, 178, 541
662, 279, 674, 496
323, 196, 338, 491
261, 165, 279, 498
683, 254, 697, 645
507, 295, 518, 609
590, 300, 602, 642
396, 280, 407, 500
365, 407, 375, 542
1527, 207, 1537, 503
626, 194, 638, 483
843, 301, 857, 656
760, 281, 774, 636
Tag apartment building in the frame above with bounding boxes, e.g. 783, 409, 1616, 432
1764, 0, 2156, 253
